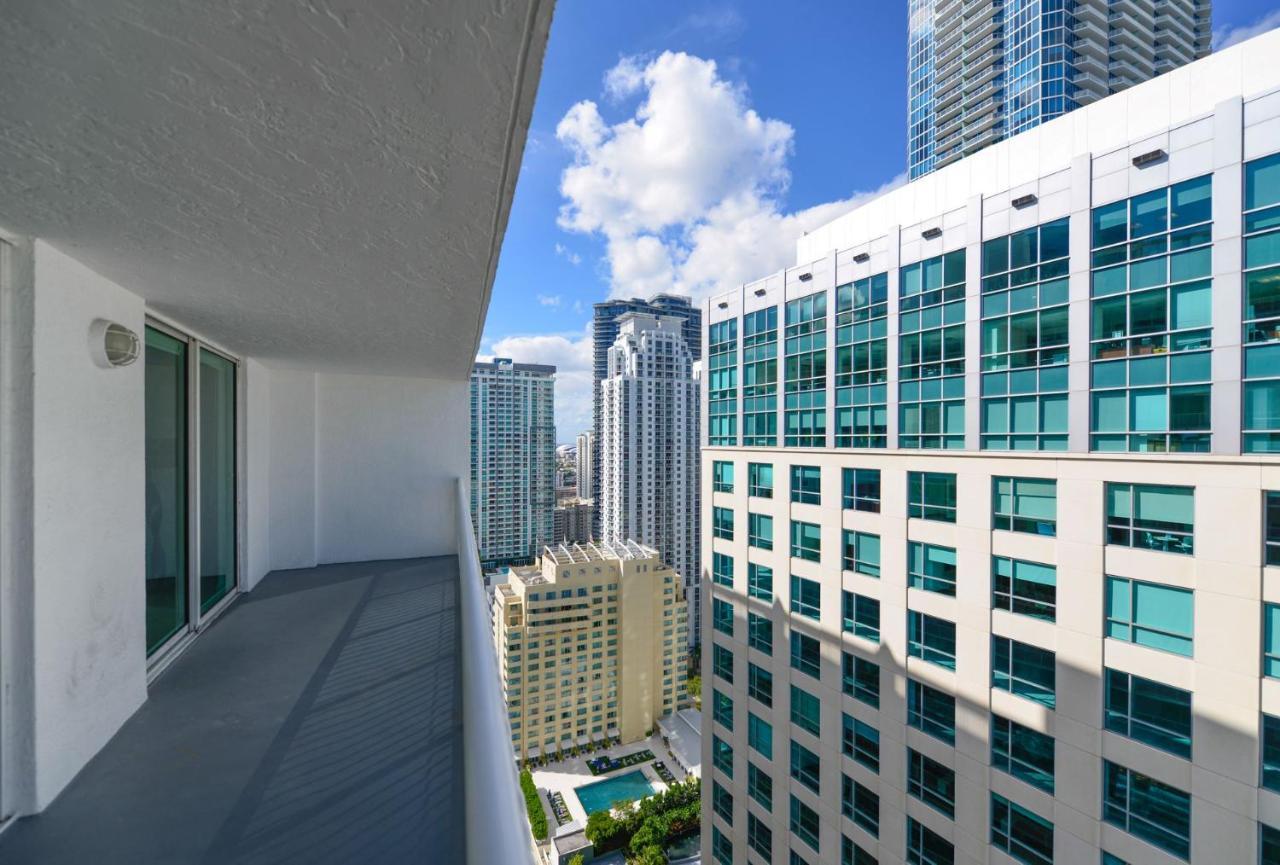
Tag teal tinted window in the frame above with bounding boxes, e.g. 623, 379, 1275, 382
992, 715, 1054, 793
747, 711, 771, 759
907, 678, 955, 745
992, 556, 1056, 621
747, 812, 771, 858
991, 793, 1053, 865
790, 795, 820, 852
791, 685, 821, 736
712, 780, 733, 823
843, 836, 877, 865
747, 611, 772, 655
908, 471, 957, 521
709, 320, 738, 445
900, 250, 966, 448
1105, 482, 1194, 554
785, 293, 828, 447
1105, 668, 1192, 757
1263, 823, 1280, 865
843, 530, 881, 577
1264, 714, 1280, 793
747, 662, 772, 707
1105, 576, 1194, 656
908, 541, 957, 596
842, 774, 879, 837
742, 308, 779, 447
1265, 604, 1280, 678
748, 762, 772, 811
992, 476, 1056, 535
907, 748, 955, 818
712, 552, 733, 587
791, 520, 821, 561
791, 464, 821, 504
712, 735, 733, 778
712, 597, 734, 637
842, 712, 880, 772
748, 462, 774, 497
747, 562, 773, 601
842, 651, 880, 708
1103, 761, 1190, 860
748, 512, 773, 549
712, 460, 734, 493
791, 574, 821, 620
790, 740, 821, 793
791, 631, 820, 679
1245, 154, 1280, 451
713, 643, 734, 684
712, 689, 733, 730
1268, 492, 1280, 566
842, 467, 881, 511
843, 592, 881, 643
712, 506, 734, 539
712, 827, 732, 865
992, 636, 1055, 707
907, 816, 954, 865
836, 272, 889, 447
907, 610, 956, 669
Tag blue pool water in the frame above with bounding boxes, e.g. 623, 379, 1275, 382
574, 770, 656, 815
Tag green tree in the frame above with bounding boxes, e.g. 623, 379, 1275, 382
568, 855, 585, 865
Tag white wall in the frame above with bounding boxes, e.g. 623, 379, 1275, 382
265, 368, 318, 571
29, 241, 148, 810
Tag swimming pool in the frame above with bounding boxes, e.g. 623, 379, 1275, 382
574, 769, 656, 815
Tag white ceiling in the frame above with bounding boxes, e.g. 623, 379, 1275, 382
0, 0, 553, 380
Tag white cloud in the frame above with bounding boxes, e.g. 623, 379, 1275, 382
478, 328, 594, 440
556, 50, 902, 302
1213, 9, 1280, 49
554, 242, 582, 265
537, 294, 562, 307
668, 5, 746, 42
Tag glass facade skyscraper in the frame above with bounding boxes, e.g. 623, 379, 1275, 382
907, 0, 1213, 179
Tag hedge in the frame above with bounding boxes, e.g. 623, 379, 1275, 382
520, 768, 549, 841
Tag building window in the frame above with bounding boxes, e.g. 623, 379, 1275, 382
748, 461, 774, 498
712, 690, 733, 730
747, 712, 772, 760
842, 712, 879, 772
836, 272, 889, 447
899, 250, 966, 448
713, 506, 735, 540
907, 678, 955, 745
791, 520, 822, 562
785, 293, 828, 447
747, 662, 773, 707
791, 465, 822, 504
791, 631, 821, 679
842, 774, 880, 837
712, 827, 732, 865
992, 636, 1055, 708
907, 816, 954, 865
713, 644, 734, 685
1105, 576, 1194, 656
843, 592, 881, 642
790, 795, 820, 852
748, 562, 774, 601
1090, 175, 1213, 453
842, 467, 881, 512
1268, 492, 1280, 566
712, 460, 734, 493
1103, 760, 1191, 860
790, 740, 821, 793
749, 512, 774, 550
842, 651, 880, 708
709, 321, 738, 446
843, 836, 877, 865
992, 556, 1056, 621
907, 610, 956, 669
991, 793, 1053, 865
748, 611, 773, 655
1262, 824, 1280, 865
712, 598, 734, 638
747, 811, 772, 859
712, 552, 734, 588
748, 762, 773, 811
907, 748, 955, 818
712, 735, 733, 778
791, 685, 821, 737
980, 218, 1070, 450
791, 575, 821, 619
1105, 482, 1194, 554
992, 476, 1056, 535
743, 307, 779, 446
908, 471, 957, 522
992, 715, 1054, 794
1266, 714, 1280, 792
843, 530, 881, 577
1105, 668, 1191, 758
908, 541, 957, 596
1242, 153, 1280, 451
713, 781, 734, 824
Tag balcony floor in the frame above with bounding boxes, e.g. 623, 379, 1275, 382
0, 557, 463, 865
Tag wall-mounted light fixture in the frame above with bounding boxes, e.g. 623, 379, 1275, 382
797, 272, 813, 282
1132, 149, 1166, 167
1011, 193, 1037, 209
88, 319, 140, 369
853, 252, 870, 263
753, 288, 767, 297
716, 301, 729, 309
922, 227, 942, 240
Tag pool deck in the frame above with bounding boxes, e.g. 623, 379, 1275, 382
529, 731, 691, 826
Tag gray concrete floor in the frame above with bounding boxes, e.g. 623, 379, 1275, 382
0, 556, 463, 865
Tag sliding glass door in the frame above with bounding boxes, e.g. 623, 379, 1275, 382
144, 323, 238, 661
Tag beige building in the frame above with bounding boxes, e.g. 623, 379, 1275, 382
493, 541, 690, 760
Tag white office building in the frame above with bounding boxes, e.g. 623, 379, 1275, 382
702, 30, 1280, 865
576, 429, 595, 500
601, 312, 702, 647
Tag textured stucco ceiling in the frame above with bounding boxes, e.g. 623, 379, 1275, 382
0, 0, 552, 379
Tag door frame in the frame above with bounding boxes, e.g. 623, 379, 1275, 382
144, 314, 242, 681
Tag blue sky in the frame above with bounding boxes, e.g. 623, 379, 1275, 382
480, 0, 1280, 442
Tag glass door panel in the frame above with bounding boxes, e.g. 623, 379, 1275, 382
144, 327, 188, 655
198, 348, 237, 613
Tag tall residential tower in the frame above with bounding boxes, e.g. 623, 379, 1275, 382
470, 358, 556, 569
600, 313, 702, 647
576, 429, 594, 500
703, 33, 1280, 865
907, 0, 1212, 179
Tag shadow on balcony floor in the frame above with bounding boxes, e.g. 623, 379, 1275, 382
0, 557, 464, 865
